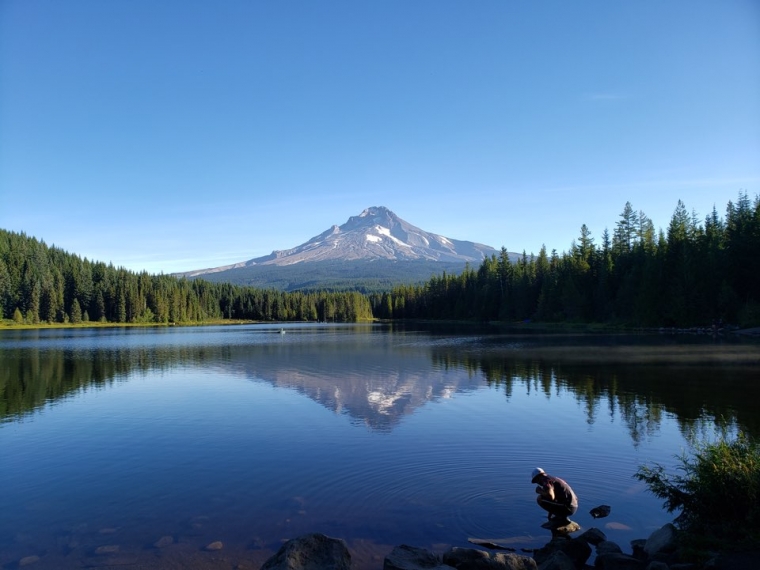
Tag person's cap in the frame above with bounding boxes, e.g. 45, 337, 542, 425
531, 467, 545, 482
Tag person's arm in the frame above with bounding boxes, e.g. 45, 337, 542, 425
535, 483, 555, 501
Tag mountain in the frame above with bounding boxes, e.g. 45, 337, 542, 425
179, 207, 512, 291
183, 206, 498, 274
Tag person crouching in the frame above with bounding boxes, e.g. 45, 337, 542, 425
531, 467, 578, 524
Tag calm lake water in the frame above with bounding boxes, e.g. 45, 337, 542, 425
2, 323, 759, 569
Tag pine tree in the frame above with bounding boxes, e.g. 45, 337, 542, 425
70, 298, 82, 324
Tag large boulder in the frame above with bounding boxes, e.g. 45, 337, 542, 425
629, 540, 647, 561
643, 524, 678, 561
384, 545, 454, 570
260, 533, 351, 570
578, 528, 606, 547
443, 547, 537, 570
594, 552, 645, 570
533, 538, 591, 569
596, 542, 623, 557
536, 550, 576, 570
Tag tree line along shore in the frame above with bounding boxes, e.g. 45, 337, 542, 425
2, 192, 759, 329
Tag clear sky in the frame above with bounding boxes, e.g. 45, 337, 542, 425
1, 1, 758, 274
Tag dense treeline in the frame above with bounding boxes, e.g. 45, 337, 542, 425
370, 192, 760, 328
3, 192, 758, 328
0, 230, 372, 324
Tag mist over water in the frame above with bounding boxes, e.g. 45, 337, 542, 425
2, 324, 758, 569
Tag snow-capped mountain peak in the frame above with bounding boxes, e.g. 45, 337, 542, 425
181, 207, 497, 276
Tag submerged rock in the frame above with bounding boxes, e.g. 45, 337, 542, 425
153, 535, 174, 548
205, 541, 224, 551
467, 539, 516, 551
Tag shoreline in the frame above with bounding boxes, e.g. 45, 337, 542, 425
3, 318, 758, 336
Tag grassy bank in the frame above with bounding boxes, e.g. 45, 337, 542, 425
0, 318, 258, 330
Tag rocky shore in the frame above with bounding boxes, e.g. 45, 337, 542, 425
256, 523, 754, 570
8, 522, 759, 570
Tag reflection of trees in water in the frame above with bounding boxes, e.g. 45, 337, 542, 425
0, 345, 221, 421
4, 340, 758, 446
2, 342, 461, 434
431, 351, 759, 443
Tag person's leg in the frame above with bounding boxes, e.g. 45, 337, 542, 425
538, 499, 570, 520
536, 496, 552, 519
553, 505, 575, 525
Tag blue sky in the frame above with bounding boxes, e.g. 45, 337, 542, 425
1, 1, 758, 274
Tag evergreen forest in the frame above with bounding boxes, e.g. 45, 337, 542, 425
0, 232, 373, 324
1, 192, 758, 328
369, 192, 760, 328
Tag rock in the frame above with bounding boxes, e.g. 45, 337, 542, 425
83, 554, 138, 566
443, 547, 536, 570
589, 506, 611, 519
644, 562, 669, 570
95, 544, 120, 555
261, 533, 351, 570
630, 540, 647, 560
186, 515, 209, 534
534, 537, 591, 569
154, 535, 174, 548
19, 555, 40, 567
705, 550, 760, 570
594, 552, 645, 570
491, 553, 537, 570
596, 541, 623, 556
468, 539, 516, 551
643, 524, 678, 559
443, 548, 490, 570
578, 528, 607, 546
205, 541, 224, 551
537, 550, 575, 570
385, 545, 453, 570
541, 520, 581, 534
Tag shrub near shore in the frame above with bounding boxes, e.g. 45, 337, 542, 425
636, 434, 760, 550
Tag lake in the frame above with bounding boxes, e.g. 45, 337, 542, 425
2, 323, 759, 569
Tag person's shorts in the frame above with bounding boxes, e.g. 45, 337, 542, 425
539, 499, 577, 517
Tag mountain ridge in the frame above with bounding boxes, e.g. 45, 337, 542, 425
179, 206, 501, 279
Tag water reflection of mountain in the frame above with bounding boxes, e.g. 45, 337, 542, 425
235, 342, 470, 432
0, 341, 476, 432
2, 333, 758, 440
